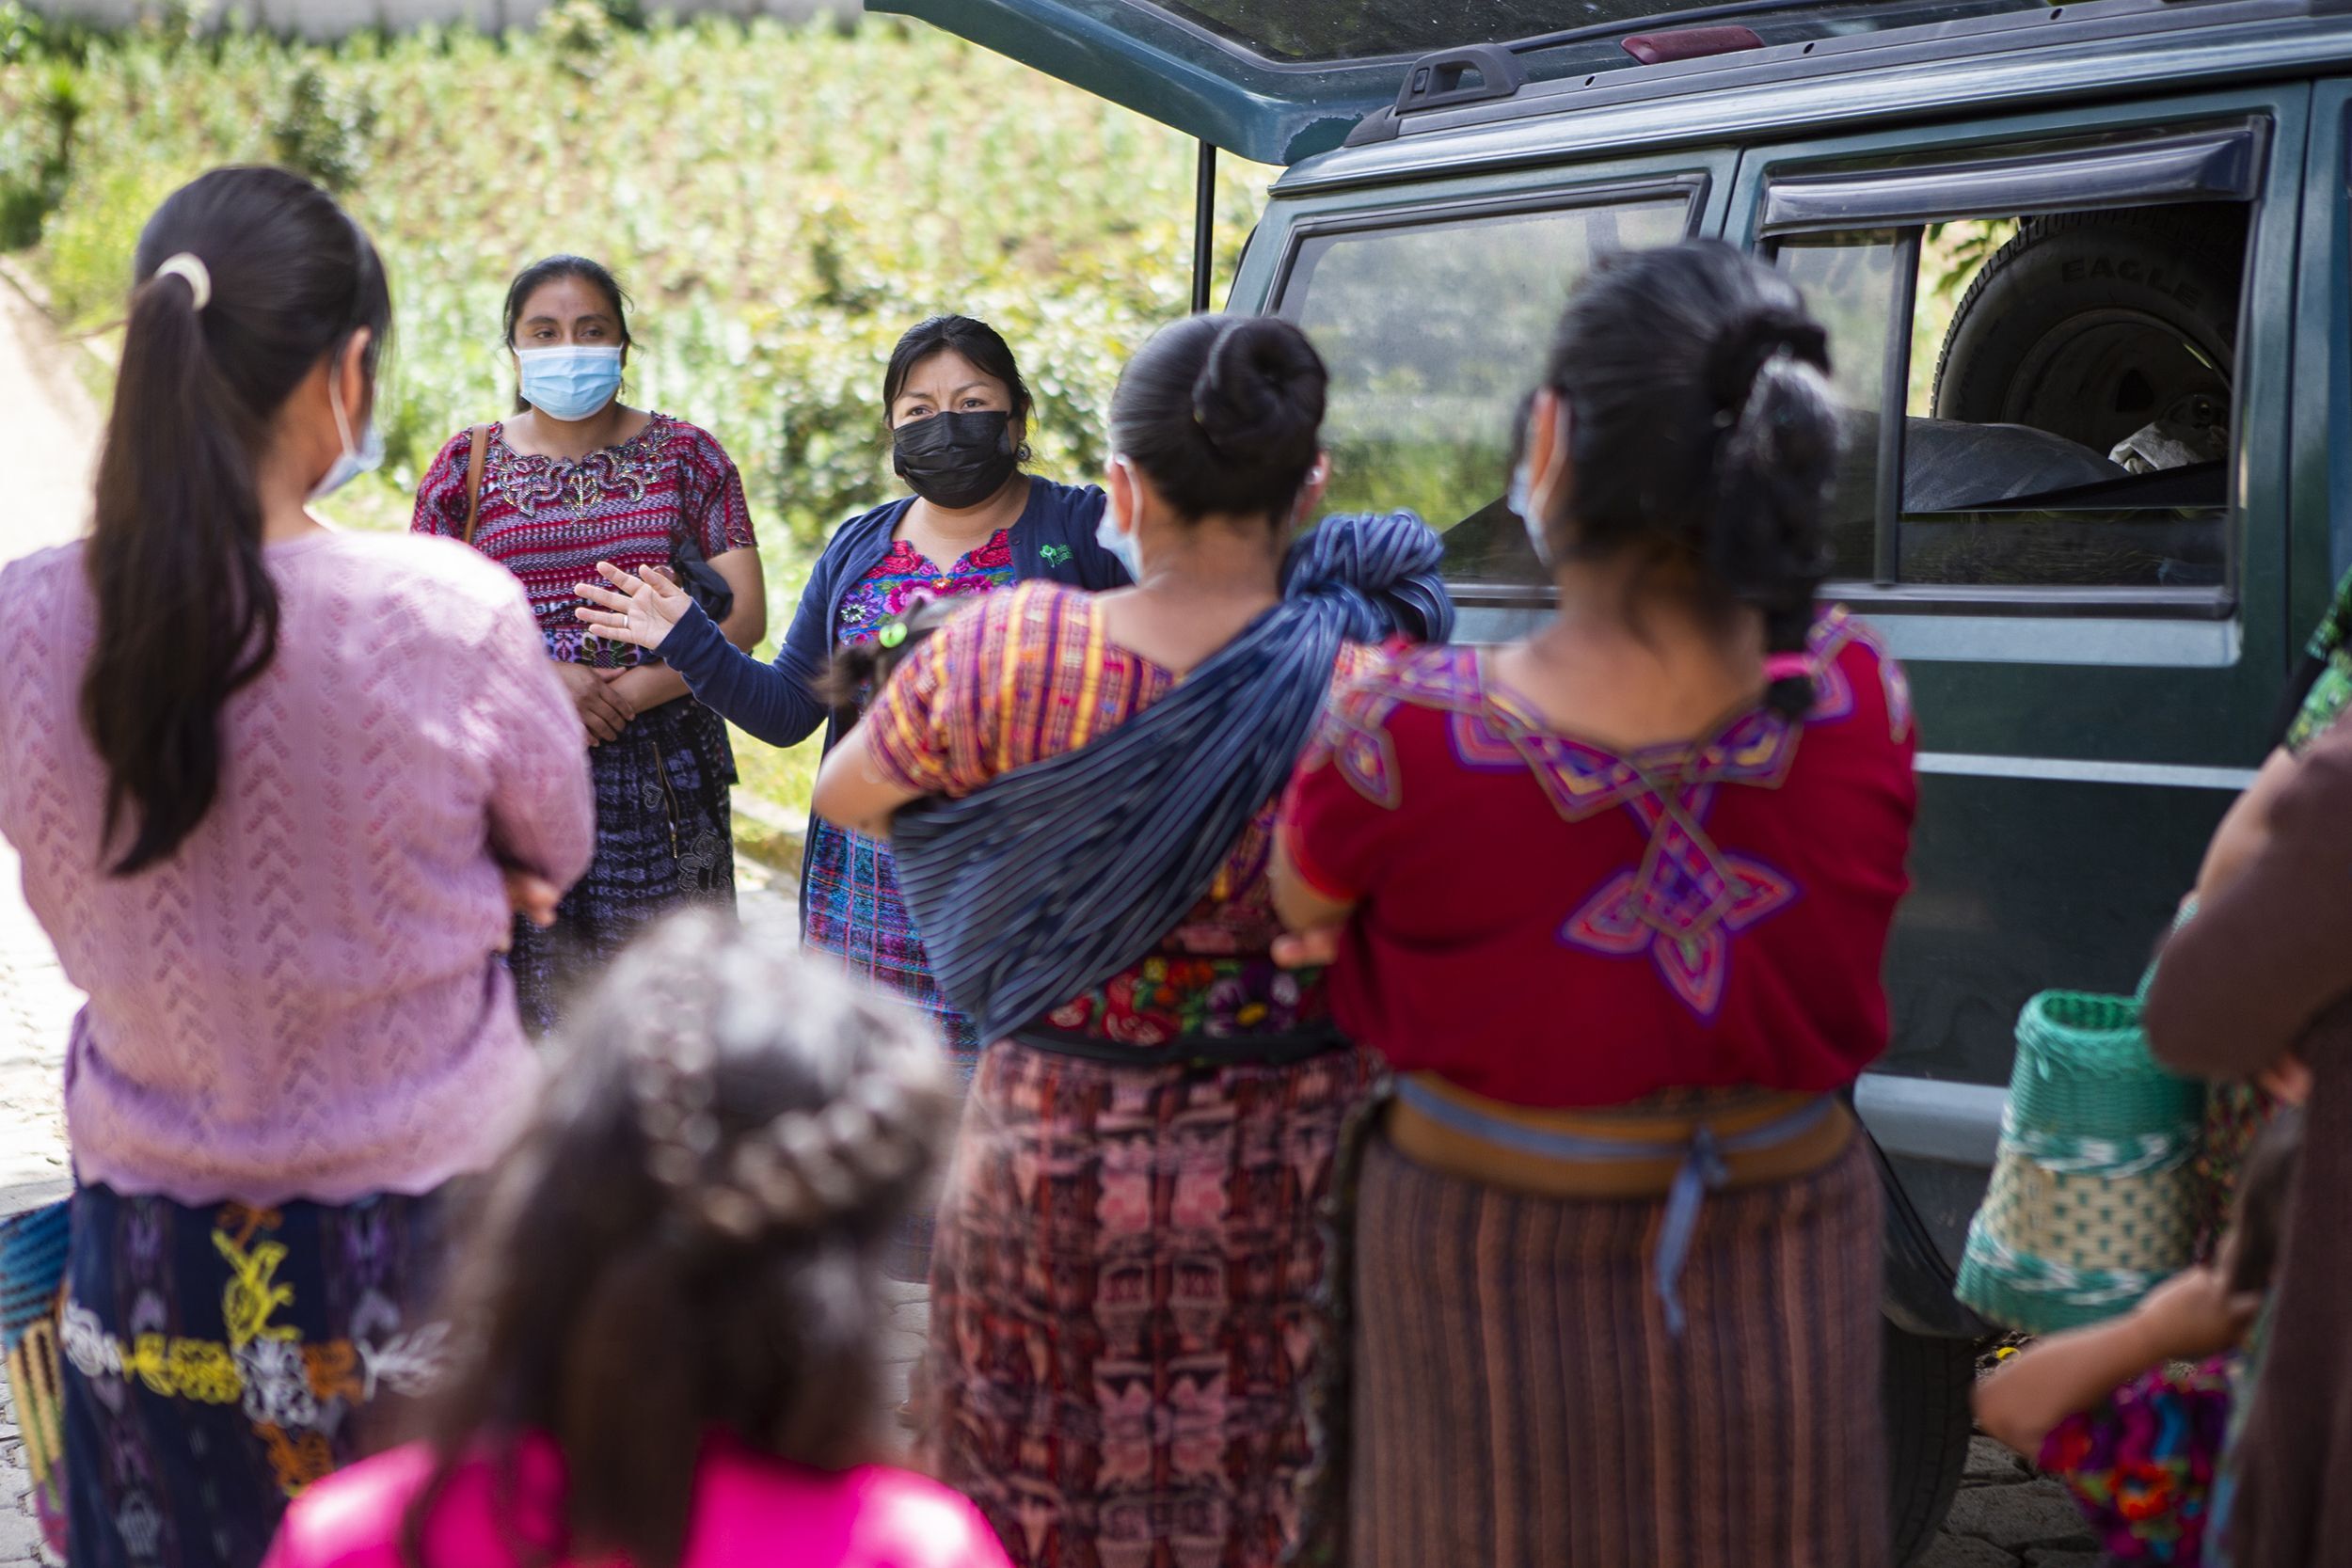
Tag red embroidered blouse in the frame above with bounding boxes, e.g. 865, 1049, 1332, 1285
412, 413, 755, 666
1279, 607, 1918, 1108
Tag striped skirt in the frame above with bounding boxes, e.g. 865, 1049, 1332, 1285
1335, 1125, 1885, 1568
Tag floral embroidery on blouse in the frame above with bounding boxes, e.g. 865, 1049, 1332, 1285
800, 530, 1017, 1065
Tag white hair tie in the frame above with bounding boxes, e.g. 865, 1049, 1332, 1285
153, 253, 212, 312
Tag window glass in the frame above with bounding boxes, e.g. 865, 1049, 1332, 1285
1777, 202, 2243, 593
1279, 196, 1690, 587
1778, 232, 1903, 582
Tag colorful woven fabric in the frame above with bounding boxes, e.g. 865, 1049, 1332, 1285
2039, 1355, 2236, 1564
801, 531, 1012, 1069
1279, 606, 1918, 1107
60, 1182, 452, 1568
1337, 1130, 1885, 1568
882, 515, 1449, 1046
2282, 566, 2352, 755
505, 700, 737, 1035
1, 1201, 69, 1560
871, 585, 1384, 1565
413, 413, 757, 667
923, 1039, 1375, 1568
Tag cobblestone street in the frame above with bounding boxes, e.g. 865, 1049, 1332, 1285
0, 270, 2060, 1567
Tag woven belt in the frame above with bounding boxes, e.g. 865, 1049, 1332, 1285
1007, 1022, 1349, 1069
1387, 1074, 1854, 1335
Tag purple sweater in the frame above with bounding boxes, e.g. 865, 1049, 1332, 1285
0, 531, 595, 1206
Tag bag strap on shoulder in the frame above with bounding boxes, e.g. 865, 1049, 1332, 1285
459, 423, 493, 547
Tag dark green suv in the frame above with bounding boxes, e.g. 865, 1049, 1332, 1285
876, 0, 2342, 1553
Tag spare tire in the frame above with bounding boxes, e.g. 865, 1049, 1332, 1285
1931, 204, 2244, 460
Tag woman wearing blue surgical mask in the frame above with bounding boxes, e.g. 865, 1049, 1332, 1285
414, 254, 768, 1033
567, 313, 1126, 1279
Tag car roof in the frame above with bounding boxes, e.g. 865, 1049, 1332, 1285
876, 0, 2074, 165
1276, 0, 2352, 193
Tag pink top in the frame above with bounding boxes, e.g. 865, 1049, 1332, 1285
262, 1435, 1014, 1568
0, 531, 595, 1206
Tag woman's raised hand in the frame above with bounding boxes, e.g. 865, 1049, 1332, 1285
575, 561, 691, 650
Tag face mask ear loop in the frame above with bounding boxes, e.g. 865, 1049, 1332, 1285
327, 361, 358, 470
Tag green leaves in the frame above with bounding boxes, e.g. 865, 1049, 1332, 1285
0, 10, 1269, 589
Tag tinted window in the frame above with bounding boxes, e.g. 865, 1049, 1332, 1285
1779, 232, 1905, 582
1278, 196, 1691, 587
1777, 202, 2246, 595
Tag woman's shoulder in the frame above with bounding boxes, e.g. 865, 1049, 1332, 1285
0, 539, 82, 601
648, 413, 736, 465
1328, 641, 1483, 728
261, 1442, 452, 1568
421, 422, 500, 485
309, 531, 535, 641
1799, 604, 1915, 751
1025, 476, 1107, 526
703, 1453, 1011, 1567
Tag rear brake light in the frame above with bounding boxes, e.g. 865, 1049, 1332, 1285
1621, 24, 1766, 63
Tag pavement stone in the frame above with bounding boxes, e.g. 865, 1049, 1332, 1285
1964, 1434, 2034, 1486
1943, 1477, 2103, 1555
1920, 1533, 2026, 1568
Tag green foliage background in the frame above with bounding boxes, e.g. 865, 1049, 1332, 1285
0, 0, 1269, 822
0, 0, 1268, 558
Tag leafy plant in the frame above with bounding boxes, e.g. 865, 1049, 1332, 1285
267, 64, 375, 191
0, 13, 1268, 818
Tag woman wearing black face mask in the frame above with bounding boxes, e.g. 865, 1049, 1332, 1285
569, 313, 1125, 1277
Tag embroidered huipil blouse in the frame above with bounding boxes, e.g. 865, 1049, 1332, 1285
803, 532, 1015, 1062
411, 413, 756, 666
1280, 607, 1918, 1107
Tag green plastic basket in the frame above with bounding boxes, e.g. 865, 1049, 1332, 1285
2007, 990, 2205, 1141
1955, 987, 2207, 1335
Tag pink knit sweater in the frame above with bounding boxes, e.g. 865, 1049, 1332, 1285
0, 529, 595, 1206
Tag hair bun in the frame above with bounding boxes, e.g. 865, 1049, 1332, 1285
1191, 316, 1327, 469
1704, 309, 1831, 416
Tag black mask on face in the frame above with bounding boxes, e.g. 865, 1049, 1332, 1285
893, 409, 1018, 510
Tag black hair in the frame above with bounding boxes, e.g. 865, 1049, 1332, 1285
403, 912, 956, 1568
1107, 312, 1327, 525
882, 314, 1034, 462
2224, 1105, 2303, 1298
1529, 240, 1840, 718
502, 254, 632, 413
816, 593, 962, 712
83, 166, 392, 877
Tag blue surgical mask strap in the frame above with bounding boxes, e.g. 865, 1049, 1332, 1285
1096, 454, 1146, 580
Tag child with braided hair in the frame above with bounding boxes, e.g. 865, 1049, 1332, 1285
259, 911, 1012, 1568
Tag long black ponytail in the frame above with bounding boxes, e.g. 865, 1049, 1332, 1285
1526, 240, 1839, 717
81, 166, 391, 875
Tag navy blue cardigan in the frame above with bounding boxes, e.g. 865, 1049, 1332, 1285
658, 479, 1123, 752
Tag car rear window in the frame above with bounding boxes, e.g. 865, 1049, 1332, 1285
1773, 201, 2247, 601
1275, 194, 1692, 589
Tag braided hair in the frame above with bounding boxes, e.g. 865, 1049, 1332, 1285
1524, 240, 1841, 717
401, 913, 955, 1568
